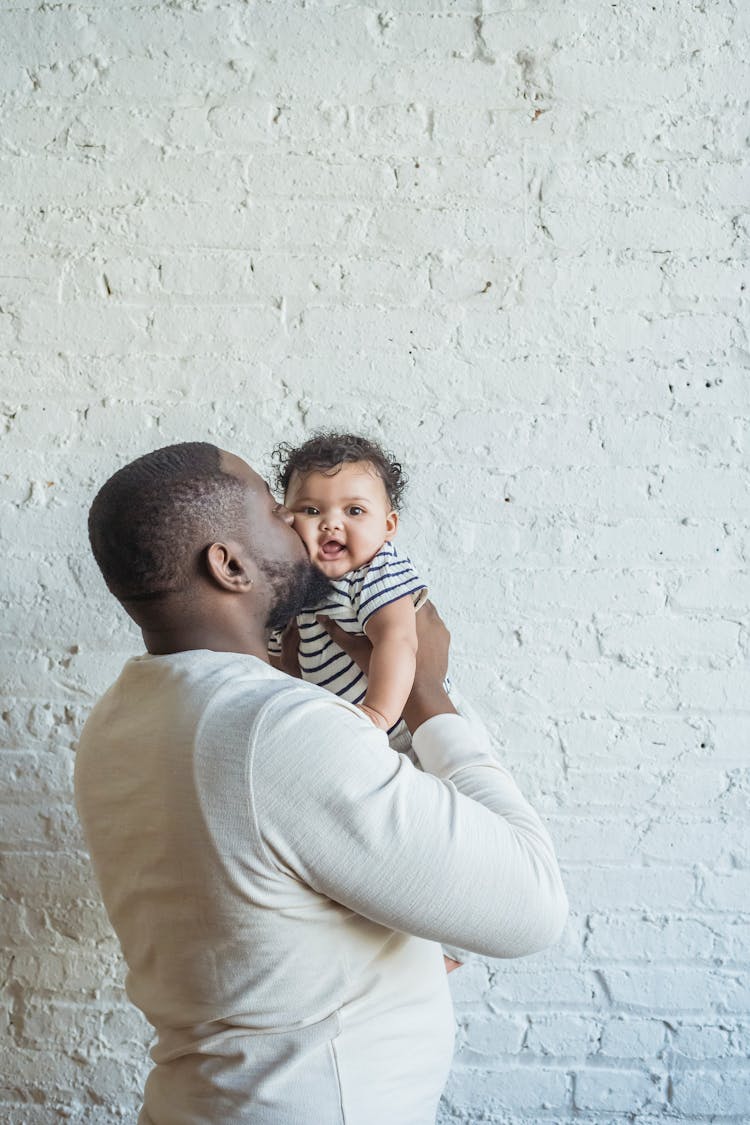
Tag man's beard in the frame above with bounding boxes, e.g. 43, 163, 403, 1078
261, 558, 332, 634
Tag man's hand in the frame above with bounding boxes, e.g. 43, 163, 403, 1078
318, 601, 457, 734
402, 601, 456, 733
276, 621, 302, 678
318, 602, 448, 677
409, 600, 450, 686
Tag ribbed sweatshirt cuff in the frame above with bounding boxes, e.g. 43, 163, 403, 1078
411, 713, 494, 780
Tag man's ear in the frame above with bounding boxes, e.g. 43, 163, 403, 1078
385, 511, 399, 539
205, 541, 255, 592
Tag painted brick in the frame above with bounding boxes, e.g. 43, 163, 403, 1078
699, 870, 750, 913
1, 1, 747, 1121
585, 914, 717, 963
641, 817, 748, 867
602, 968, 750, 1014
455, 1014, 527, 1059
671, 1069, 750, 1117
574, 1067, 665, 1113
444, 1065, 569, 1114
563, 867, 697, 913
486, 967, 605, 1010
670, 1023, 734, 1061
597, 1018, 667, 1061
525, 1014, 599, 1059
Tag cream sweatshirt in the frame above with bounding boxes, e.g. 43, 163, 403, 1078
74, 650, 567, 1125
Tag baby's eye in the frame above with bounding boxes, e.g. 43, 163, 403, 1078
348, 506, 365, 516
301, 506, 319, 516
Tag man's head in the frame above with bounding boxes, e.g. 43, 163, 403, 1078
88, 442, 329, 645
89, 442, 243, 602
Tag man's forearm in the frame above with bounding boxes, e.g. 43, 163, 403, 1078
402, 602, 457, 732
402, 679, 457, 734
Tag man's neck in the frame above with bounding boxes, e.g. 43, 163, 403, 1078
125, 593, 270, 660
142, 621, 271, 659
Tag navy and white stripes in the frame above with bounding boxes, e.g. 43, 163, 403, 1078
270, 541, 427, 736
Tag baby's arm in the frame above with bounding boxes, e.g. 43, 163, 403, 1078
358, 596, 418, 731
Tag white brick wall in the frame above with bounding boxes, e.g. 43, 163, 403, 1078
1, 0, 747, 1120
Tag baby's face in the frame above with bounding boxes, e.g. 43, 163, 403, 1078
284, 460, 398, 579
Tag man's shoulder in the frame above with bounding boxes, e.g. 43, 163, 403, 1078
189, 663, 365, 737
79, 651, 313, 742
250, 683, 391, 791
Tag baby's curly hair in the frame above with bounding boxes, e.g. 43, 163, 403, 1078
272, 432, 407, 510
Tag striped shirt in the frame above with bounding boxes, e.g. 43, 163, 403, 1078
270, 542, 427, 741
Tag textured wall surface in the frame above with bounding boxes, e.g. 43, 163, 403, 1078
1, 0, 748, 1121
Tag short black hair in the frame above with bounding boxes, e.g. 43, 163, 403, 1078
88, 442, 246, 601
272, 432, 407, 510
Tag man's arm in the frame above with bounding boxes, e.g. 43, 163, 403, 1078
323, 602, 463, 973
253, 606, 568, 959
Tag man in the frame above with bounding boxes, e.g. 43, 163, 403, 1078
75, 442, 568, 1125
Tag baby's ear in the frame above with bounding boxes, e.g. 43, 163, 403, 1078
385, 510, 399, 538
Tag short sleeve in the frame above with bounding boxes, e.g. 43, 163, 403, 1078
354, 547, 428, 633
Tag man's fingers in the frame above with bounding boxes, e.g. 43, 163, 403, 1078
279, 622, 302, 678
412, 600, 450, 683
415, 599, 450, 644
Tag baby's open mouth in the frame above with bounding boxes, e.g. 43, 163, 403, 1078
319, 540, 346, 560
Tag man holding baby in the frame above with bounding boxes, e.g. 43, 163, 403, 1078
75, 440, 567, 1125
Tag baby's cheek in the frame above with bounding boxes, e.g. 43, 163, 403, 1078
291, 518, 313, 553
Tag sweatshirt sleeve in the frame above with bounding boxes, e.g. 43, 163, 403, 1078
251, 689, 568, 959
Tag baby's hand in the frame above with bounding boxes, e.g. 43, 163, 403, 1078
357, 704, 390, 732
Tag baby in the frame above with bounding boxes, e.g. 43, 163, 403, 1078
270, 432, 470, 970
268, 431, 429, 746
